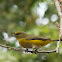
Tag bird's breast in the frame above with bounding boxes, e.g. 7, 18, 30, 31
18, 38, 51, 49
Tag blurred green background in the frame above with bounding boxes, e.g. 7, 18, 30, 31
0, 0, 62, 62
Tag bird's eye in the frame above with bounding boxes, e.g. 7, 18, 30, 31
15, 33, 20, 35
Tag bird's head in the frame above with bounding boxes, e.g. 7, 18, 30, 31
12, 31, 27, 39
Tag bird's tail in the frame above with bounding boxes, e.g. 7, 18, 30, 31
52, 39, 62, 41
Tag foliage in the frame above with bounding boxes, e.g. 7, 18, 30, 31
0, 0, 62, 62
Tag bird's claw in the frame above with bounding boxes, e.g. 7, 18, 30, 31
34, 49, 38, 54
25, 49, 28, 53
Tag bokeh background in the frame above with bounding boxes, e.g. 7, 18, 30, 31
0, 0, 62, 62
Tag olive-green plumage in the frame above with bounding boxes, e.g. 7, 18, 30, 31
12, 31, 59, 49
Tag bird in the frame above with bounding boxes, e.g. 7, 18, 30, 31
12, 31, 59, 53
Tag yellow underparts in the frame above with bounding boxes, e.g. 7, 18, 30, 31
18, 38, 52, 49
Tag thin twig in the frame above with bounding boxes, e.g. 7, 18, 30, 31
0, 44, 24, 51
27, 50, 56, 53
0, 44, 56, 53
53, 0, 61, 16
55, 34, 61, 53
56, 22, 60, 30
53, 0, 62, 53
55, 22, 61, 53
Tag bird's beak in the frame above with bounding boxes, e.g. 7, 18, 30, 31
12, 34, 15, 37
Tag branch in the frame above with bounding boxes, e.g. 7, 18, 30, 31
0, 44, 56, 53
53, 0, 62, 16
53, 0, 62, 53
53, 0, 62, 37
55, 34, 61, 53
0, 44, 24, 51
56, 22, 60, 30
27, 50, 56, 53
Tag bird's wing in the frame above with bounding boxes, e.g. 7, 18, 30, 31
25, 35, 50, 41
26, 38, 50, 41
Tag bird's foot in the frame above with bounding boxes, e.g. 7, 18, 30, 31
25, 49, 28, 53
34, 49, 38, 54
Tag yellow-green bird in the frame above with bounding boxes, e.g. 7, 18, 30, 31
12, 31, 59, 52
